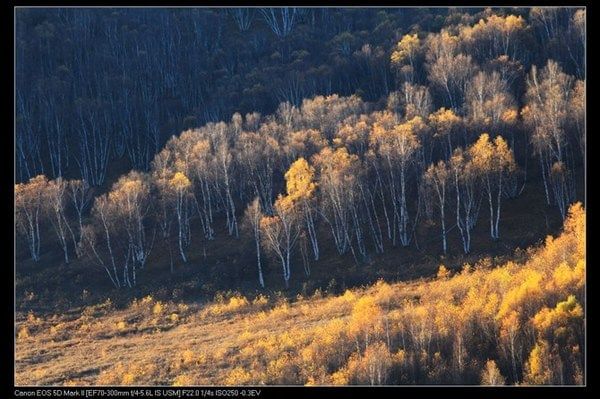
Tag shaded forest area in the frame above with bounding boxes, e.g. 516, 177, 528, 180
16, 7, 583, 183
16, 7, 585, 312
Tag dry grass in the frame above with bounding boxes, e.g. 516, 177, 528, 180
15, 204, 585, 386
15, 281, 404, 385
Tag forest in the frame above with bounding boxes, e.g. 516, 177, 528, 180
15, 7, 585, 386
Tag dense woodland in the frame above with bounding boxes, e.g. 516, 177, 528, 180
15, 7, 585, 386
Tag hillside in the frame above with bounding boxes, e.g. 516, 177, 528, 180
15, 162, 569, 315
14, 7, 586, 389
15, 203, 585, 386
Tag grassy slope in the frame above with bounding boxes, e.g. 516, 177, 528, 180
15, 276, 426, 385
15, 202, 585, 385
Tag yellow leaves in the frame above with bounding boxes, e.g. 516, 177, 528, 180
313, 146, 359, 177
17, 326, 30, 341
501, 109, 518, 124
499, 310, 520, 341
141, 295, 154, 305
268, 301, 291, 319
341, 342, 392, 385
259, 214, 281, 235
170, 171, 191, 191
494, 135, 516, 172
469, 133, 494, 171
341, 289, 357, 304
425, 161, 450, 191
565, 202, 585, 258
429, 107, 461, 137
348, 296, 383, 345
497, 269, 543, 320
549, 262, 582, 293
252, 294, 269, 307
482, 292, 500, 320
524, 340, 553, 385
152, 301, 164, 315
15, 174, 48, 212
312, 147, 360, 204
285, 129, 327, 157
204, 294, 250, 317
373, 280, 394, 305
121, 372, 136, 385
98, 172, 151, 226
335, 116, 371, 150
480, 359, 506, 385
58, 198, 587, 385
465, 14, 526, 42
437, 265, 450, 279
425, 29, 459, 61
391, 33, 420, 66
273, 193, 297, 217
429, 107, 460, 125
192, 139, 211, 159
352, 296, 381, 323
504, 14, 526, 32
330, 368, 350, 385
284, 158, 316, 202
120, 179, 143, 196
532, 295, 583, 339
265, 353, 297, 384
469, 133, 516, 175
371, 114, 421, 161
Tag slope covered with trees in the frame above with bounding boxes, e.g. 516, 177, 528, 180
15, 7, 586, 386
16, 7, 584, 184
16, 203, 585, 385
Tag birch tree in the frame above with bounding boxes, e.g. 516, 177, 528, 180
313, 147, 363, 257
169, 171, 193, 263
243, 198, 265, 288
469, 133, 516, 240
370, 114, 421, 247
284, 157, 319, 260
424, 161, 450, 254
68, 179, 91, 247
44, 178, 76, 263
450, 148, 480, 254
523, 60, 577, 218
260, 194, 301, 288
15, 175, 47, 261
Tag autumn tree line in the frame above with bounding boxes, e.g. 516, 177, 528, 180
217, 203, 584, 385
16, 10, 585, 289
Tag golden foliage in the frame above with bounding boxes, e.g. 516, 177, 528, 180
19, 203, 585, 386
429, 107, 461, 137
391, 34, 420, 66
437, 265, 450, 279
284, 158, 316, 202
204, 294, 250, 317
17, 326, 30, 340
170, 171, 192, 191
96, 361, 157, 385
481, 360, 505, 385
524, 340, 553, 385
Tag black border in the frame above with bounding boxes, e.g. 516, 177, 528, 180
5, 1, 594, 398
